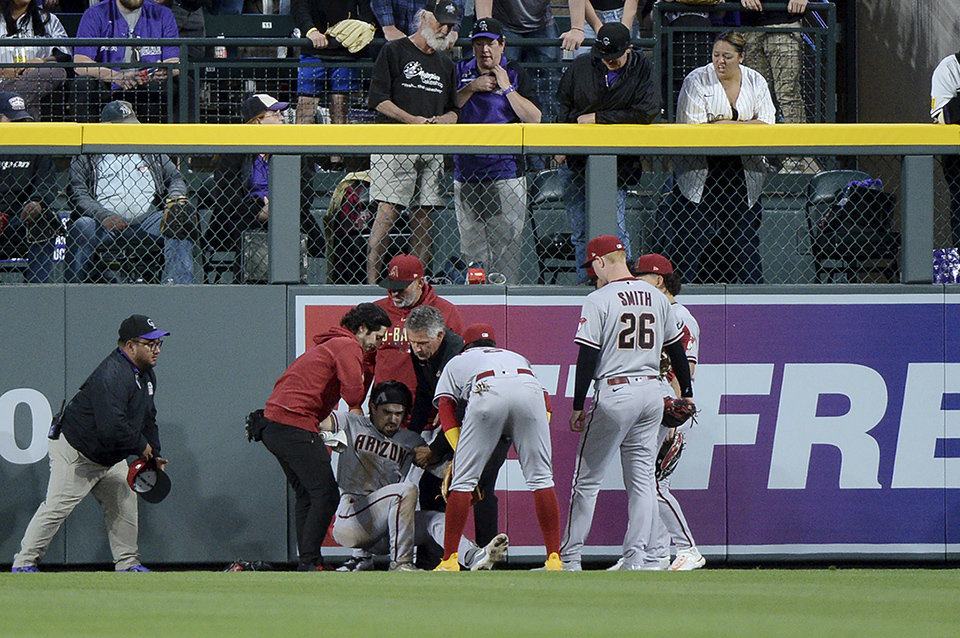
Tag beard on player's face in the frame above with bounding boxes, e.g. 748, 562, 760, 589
118, 0, 145, 11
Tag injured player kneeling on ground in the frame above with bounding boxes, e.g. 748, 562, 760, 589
319, 380, 509, 571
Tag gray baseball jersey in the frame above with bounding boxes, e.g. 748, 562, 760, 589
435, 347, 554, 493
673, 302, 699, 375
561, 278, 683, 570
329, 411, 425, 497
574, 278, 684, 380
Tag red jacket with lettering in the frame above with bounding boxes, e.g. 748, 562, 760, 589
368, 284, 465, 395
264, 326, 366, 432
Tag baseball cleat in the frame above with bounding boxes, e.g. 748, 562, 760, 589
472, 533, 509, 571
434, 553, 460, 571
337, 556, 375, 572
606, 558, 624, 571
543, 552, 563, 571
669, 548, 705, 571
121, 565, 150, 572
389, 562, 421, 572
659, 556, 672, 570
11, 565, 39, 573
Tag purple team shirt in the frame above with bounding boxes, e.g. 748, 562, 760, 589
73, 0, 180, 67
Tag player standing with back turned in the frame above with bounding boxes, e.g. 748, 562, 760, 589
559, 236, 693, 570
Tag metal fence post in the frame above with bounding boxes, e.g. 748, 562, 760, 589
268, 155, 301, 284
900, 154, 934, 284
586, 155, 620, 241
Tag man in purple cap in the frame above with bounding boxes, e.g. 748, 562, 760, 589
453, 17, 541, 285
12, 314, 171, 573
366, 0, 460, 284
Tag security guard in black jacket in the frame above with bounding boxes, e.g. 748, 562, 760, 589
11, 315, 170, 573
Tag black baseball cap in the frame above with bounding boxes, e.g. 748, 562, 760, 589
370, 381, 412, 409
470, 17, 503, 40
592, 22, 631, 60
101, 100, 139, 123
241, 94, 289, 123
425, 0, 460, 25
119, 314, 170, 342
0, 92, 33, 121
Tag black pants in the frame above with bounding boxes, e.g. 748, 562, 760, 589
260, 419, 339, 568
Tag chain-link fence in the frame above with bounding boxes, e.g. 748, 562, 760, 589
3, 141, 951, 286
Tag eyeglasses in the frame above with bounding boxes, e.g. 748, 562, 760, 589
134, 339, 163, 351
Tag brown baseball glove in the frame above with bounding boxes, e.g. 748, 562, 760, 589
160, 195, 199, 240
656, 431, 685, 481
440, 462, 483, 505
662, 396, 697, 429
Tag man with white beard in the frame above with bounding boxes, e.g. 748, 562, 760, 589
366, 1, 460, 285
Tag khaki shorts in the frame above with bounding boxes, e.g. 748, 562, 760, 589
369, 153, 445, 208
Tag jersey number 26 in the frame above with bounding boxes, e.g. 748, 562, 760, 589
618, 312, 655, 350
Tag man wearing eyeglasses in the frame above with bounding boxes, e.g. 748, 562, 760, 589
12, 314, 170, 573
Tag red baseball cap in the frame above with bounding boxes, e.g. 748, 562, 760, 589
380, 254, 425, 291
635, 253, 674, 275
127, 458, 171, 504
582, 235, 625, 267
462, 323, 496, 346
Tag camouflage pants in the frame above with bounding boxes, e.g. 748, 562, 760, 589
744, 25, 806, 125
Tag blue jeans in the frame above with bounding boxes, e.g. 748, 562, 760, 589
503, 18, 560, 127
67, 209, 195, 284
575, 7, 640, 58
1, 216, 56, 283
297, 57, 360, 94
560, 163, 632, 284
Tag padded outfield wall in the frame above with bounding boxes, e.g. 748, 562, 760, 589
2, 284, 960, 566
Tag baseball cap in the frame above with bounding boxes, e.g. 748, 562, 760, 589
127, 458, 171, 504
0, 92, 33, 121
592, 22, 631, 60
635, 253, 674, 275
582, 235, 625, 267
470, 17, 503, 40
379, 254, 425, 291
462, 323, 496, 346
241, 94, 289, 123
370, 381, 412, 409
425, 0, 460, 25
101, 100, 139, 124
119, 314, 170, 342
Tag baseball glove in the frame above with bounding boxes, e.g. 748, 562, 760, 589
440, 462, 483, 505
326, 19, 376, 54
160, 195, 199, 240
662, 396, 697, 429
655, 431, 685, 481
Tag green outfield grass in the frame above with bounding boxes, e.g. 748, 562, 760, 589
1, 569, 958, 637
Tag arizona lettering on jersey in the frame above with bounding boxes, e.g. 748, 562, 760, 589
331, 411, 424, 497
575, 278, 682, 380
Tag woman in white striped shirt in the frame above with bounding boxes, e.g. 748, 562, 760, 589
660, 31, 775, 284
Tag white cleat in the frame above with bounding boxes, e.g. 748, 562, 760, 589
472, 533, 509, 571
606, 558, 624, 571
669, 548, 706, 571
659, 556, 672, 570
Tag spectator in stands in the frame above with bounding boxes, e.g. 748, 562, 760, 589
365, 1, 459, 285
0, 91, 59, 282
556, 22, 659, 284
931, 49, 960, 248
476, 0, 586, 124
371, 0, 463, 42
156, 0, 210, 63
660, 31, 775, 285
203, 94, 324, 282
66, 100, 195, 283
453, 17, 540, 284
0, 0, 70, 119
290, 0, 364, 125
739, 0, 808, 127
72, 0, 182, 123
